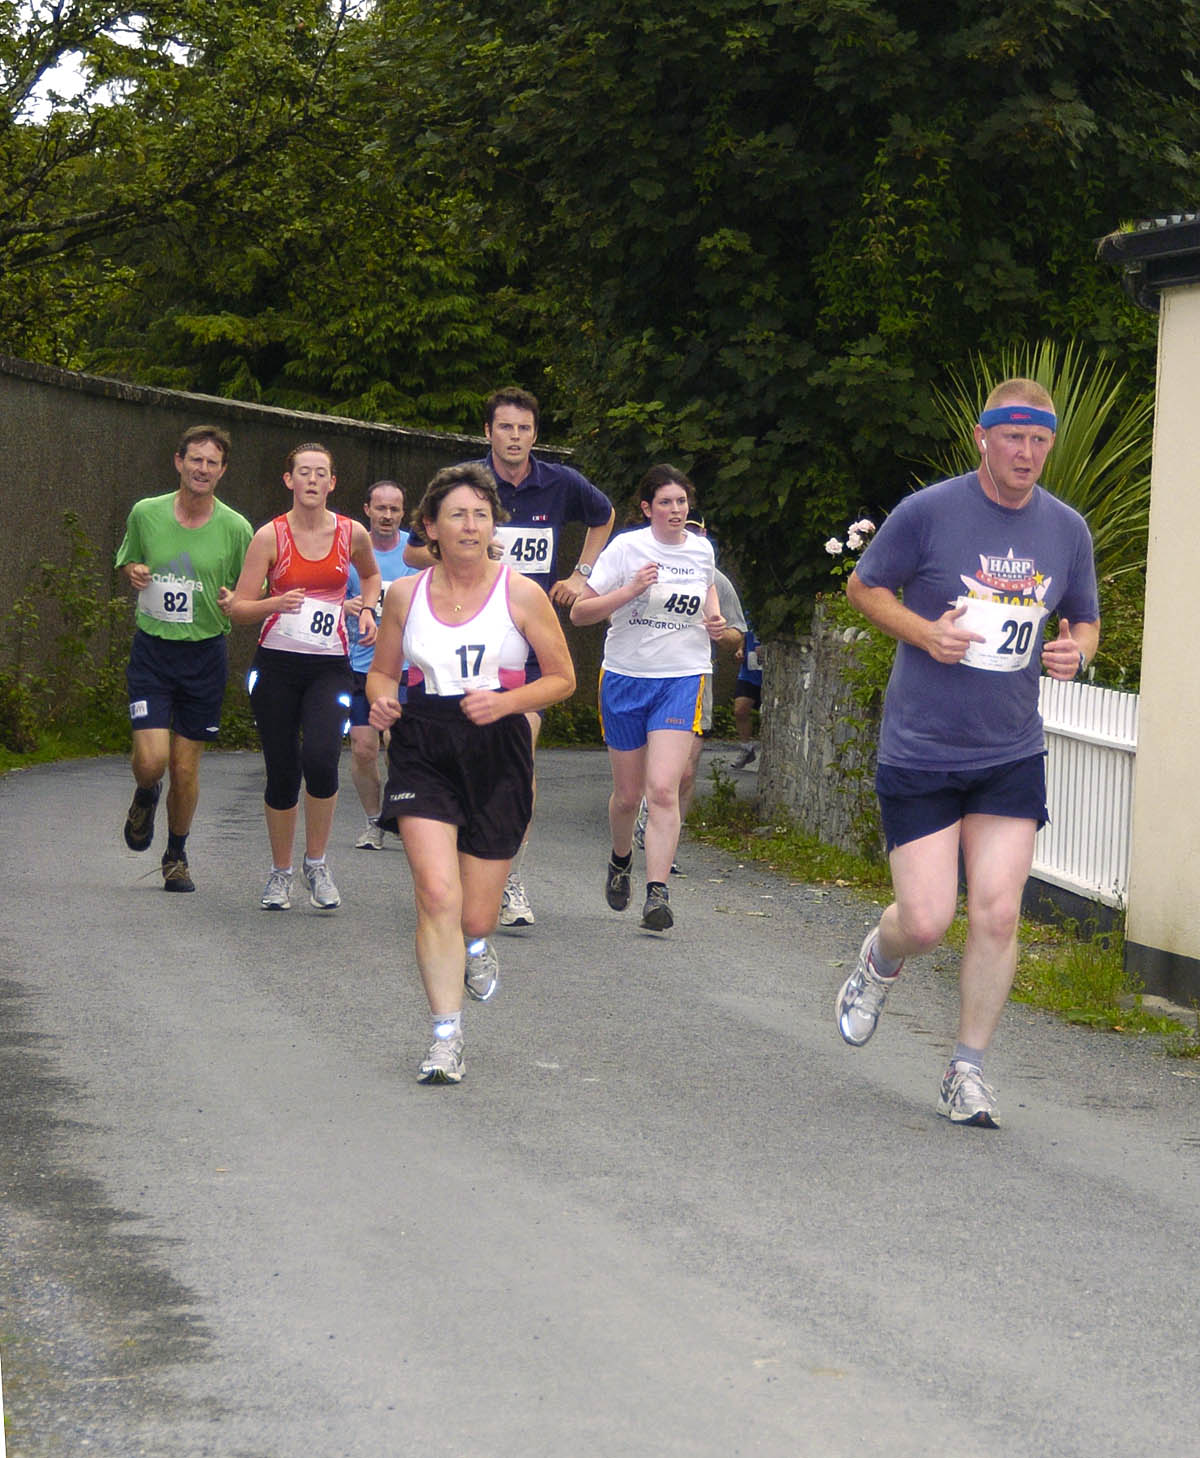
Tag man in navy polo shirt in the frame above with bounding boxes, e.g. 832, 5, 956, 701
405, 386, 614, 926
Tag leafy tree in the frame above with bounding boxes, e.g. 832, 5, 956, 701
369, 0, 1200, 632
928, 339, 1154, 580
0, 1, 357, 363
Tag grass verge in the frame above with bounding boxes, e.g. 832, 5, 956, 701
688, 762, 1200, 1056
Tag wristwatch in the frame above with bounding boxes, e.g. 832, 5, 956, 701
576, 562, 593, 578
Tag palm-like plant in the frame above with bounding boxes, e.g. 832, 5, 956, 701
925, 339, 1153, 578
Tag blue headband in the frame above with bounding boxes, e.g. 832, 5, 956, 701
979, 405, 1057, 431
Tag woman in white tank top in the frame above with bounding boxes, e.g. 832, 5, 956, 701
365, 464, 575, 1086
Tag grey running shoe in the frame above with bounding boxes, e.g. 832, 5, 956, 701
464, 939, 500, 1002
418, 1034, 465, 1084
641, 884, 673, 930
123, 782, 161, 851
499, 872, 534, 926
835, 927, 901, 1047
729, 744, 757, 770
605, 857, 631, 911
355, 819, 384, 850
937, 1063, 999, 1128
633, 798, 648, 850
260, 868, 294, 910
161, 854, 195, 893
304, 860, 341, 910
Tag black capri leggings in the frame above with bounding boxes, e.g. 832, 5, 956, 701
248, 647, 353, 810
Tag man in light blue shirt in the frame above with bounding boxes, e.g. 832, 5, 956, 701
345, 480, 418, 848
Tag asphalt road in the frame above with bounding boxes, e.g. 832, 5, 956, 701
1, 745, 1199, 1457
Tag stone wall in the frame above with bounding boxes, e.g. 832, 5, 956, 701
757, 600, 885, 860
0, 354, 607, 693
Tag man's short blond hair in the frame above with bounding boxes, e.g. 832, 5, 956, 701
984, 377, 1055, 414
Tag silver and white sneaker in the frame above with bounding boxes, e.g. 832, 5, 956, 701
835, 927, 901, 1046
304, 860, 341, 910
260, 868, 294, 911
355, 819, 385, 850
728, 743, 757, 770
937, 1063, 999, 1128
418, 1034, 465, 1084
464, 939, 500, 1002
499, 872, 534, 926
633, 798, 648, 850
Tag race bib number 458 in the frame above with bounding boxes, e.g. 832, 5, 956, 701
492, 525, 554, 574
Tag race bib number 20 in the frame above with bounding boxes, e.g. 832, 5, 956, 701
956, 596, 1047, 672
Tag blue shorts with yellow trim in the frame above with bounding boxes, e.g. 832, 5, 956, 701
598, 670, 705, 751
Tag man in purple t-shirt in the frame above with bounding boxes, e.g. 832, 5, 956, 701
834, 378, 1100, 1129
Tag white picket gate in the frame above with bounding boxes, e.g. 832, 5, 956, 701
1035, 678, 1139, 907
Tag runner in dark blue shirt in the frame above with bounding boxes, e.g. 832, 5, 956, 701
406, 387, 614, 926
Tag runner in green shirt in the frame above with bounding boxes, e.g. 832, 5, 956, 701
115, 425, 252, 893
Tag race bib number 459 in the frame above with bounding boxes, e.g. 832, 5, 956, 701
643, 581, 704, 626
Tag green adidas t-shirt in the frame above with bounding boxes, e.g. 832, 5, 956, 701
115, 493, 253, 641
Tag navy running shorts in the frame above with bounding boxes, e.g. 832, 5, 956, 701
876, 753, 1048, 852
126, 629, 228, 741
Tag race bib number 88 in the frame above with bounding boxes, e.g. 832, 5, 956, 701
276, 602, 344, 651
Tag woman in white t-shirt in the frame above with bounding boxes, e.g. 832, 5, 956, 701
571, 465, 725, 931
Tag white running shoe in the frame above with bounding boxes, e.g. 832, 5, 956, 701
355, 819, 385, 850
729, 744, 757, 770
418, 1034, 465, 1084
937, 1063, 999, 1128
499, 872, 534, 926
260, 868, 293, 910
304, 860, 341, 910
835, 927, 901, 1046
465, 939, 500, 1002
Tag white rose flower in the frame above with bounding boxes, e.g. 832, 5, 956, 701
824, 537, 843, 556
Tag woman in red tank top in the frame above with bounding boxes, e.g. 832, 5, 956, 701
230, 443, 382, 912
